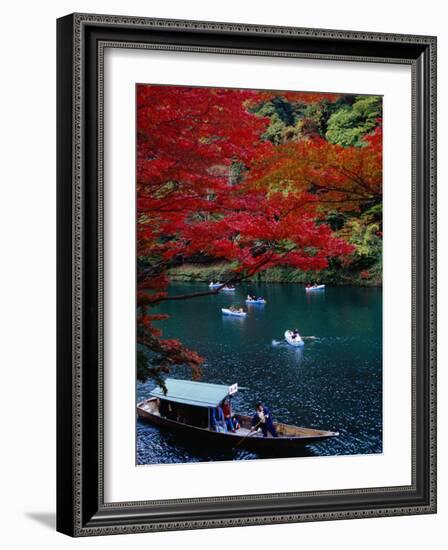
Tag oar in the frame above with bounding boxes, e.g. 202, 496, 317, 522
235, 419, 263, 448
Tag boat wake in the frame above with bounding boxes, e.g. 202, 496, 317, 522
272, 336, 320, 347
271, 339, 285, 347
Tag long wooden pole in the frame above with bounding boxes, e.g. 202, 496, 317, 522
235, 419, 263, 448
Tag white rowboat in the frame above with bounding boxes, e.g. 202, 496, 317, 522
284, 330, 304, 347
305, 285, 326, 292
222, 308, 247, 317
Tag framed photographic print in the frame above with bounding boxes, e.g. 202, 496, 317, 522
57, 13, 437, 536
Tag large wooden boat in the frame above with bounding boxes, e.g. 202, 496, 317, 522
137, 379, 338, 453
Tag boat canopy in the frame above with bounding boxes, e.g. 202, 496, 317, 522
149, 378, 237, 408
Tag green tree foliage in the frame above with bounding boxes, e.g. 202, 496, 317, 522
253, 95, 368, 144
324, 211, 349, 231
253, 96, 298, 144
334, 204, 382, 283
325, 95, 382, 147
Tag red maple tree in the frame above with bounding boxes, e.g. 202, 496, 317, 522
136, 85, 355, 384
247, 125, 382, 213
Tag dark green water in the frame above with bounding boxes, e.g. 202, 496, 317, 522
137, 282, 382, 464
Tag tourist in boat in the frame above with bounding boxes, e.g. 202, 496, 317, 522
231, 415, 241, 430
222, 399, 235, 432
210, 406, 227, 433
251, 402, 278, 438
160, 400, 176, 420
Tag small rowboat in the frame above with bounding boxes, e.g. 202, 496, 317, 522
137, 379, 339, 454
245, 298, 267, 304
285, 330, 304, 347
209, 282, 222, 289
222, 286, 236, 292
305, 284, 326, 292
222, 308, 246, 317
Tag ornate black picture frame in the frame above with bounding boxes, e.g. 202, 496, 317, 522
57, 13, 437, 536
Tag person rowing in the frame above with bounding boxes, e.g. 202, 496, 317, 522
284, 328, 305, 346
251, 402, 278, 438
246, 294, 264, 303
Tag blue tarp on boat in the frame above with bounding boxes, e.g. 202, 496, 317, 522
149, 378, 235, 408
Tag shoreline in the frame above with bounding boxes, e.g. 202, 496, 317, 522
166, 264, 382, 288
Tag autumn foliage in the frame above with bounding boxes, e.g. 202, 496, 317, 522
136, 84, 382, 384
247, 126, 382, 212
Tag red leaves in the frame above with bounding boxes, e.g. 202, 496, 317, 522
247, 90, 341, 107
135, 84, 378, 380
135, 81, 360, 285
246, 135, 382, 212
137, 85, 269, 195
138, 291, 168, 306
138, 274, 169, 290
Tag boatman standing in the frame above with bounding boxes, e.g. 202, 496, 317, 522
251, 402, 278, 438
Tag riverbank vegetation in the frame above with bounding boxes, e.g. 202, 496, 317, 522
136, 85, 382, 384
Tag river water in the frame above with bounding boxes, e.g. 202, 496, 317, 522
137, 282, 382, 464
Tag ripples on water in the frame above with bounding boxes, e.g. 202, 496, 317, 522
137, 283, 382, 465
